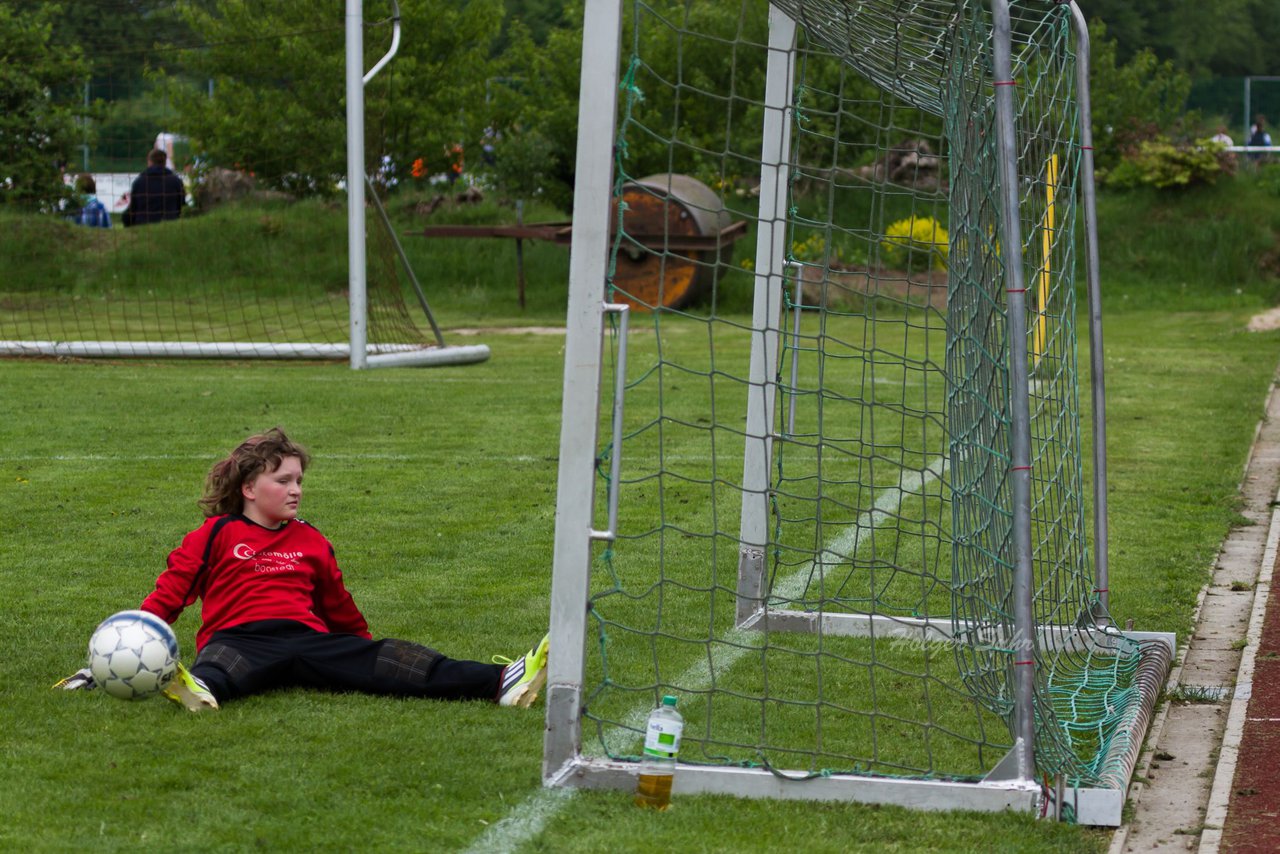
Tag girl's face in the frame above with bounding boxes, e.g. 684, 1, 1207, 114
241, 455, 304, 528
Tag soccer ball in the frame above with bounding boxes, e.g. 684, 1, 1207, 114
87, 610, 180, 700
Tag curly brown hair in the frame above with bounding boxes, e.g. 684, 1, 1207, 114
198, 427, 310, 517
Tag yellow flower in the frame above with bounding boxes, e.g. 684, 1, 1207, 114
881, 216, 949, 271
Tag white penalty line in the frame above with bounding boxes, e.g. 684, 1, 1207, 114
464, 456, 946, 854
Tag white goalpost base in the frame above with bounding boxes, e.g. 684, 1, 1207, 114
547, 755, 1042, 815
736, 606, 1176, 655
0, 340, 490, 368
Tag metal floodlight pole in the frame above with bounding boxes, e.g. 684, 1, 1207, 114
990, 0, 1038, 785
345, 0, 368, 369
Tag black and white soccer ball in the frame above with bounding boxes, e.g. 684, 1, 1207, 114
87, 610, 180, 700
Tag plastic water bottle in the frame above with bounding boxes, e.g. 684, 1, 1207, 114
635, 695, 683, 810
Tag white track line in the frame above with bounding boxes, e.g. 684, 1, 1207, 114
465, 457, 945, 854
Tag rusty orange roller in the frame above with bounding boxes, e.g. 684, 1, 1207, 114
609, 174, 747, 311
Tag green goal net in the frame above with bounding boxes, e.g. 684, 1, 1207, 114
547, 0, 1172, 823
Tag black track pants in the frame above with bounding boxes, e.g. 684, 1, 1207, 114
189, 619, 502, 705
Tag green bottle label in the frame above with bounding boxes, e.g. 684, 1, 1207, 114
643, 717, 682, 759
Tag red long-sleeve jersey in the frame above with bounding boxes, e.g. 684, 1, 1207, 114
140, 514, 371, 652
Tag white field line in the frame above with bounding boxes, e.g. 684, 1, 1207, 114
464, 456, 946, 854
464, 786, 578, 854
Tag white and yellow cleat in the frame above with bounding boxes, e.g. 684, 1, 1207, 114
495, 634, 550, 708
162, 662, 219, 712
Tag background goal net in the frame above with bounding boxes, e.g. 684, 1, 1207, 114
547, 0, 1172, 824
0, 7, 484, 368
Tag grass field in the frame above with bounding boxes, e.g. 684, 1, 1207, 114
0, 310, 1273, 852
1, 172, 1278, 851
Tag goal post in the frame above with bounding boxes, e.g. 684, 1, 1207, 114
0, 2, 487, 371
547, 0, 1172, 824
342, 0, 489, 369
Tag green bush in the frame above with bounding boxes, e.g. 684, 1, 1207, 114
93, 90, 175, 168
1100, 139, 1229, 190
1087, 21, 1194, 172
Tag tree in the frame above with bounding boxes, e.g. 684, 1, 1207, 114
1082, 0, 1280, 77
0, 4, 90, 209
474, 15, 581, 209
46, 0, 190, 97
494, 0, 568, 51
41, 0, 193, 167
1088, 21, 1193, 170
158, 0, 504, 196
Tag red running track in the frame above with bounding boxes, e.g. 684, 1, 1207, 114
1222, 548, 1280, 852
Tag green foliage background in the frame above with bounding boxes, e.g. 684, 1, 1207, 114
0, 4, 89, 208
162, 0, 505, 194
4, 0, 1259, 212
1075, 0, 1280, 77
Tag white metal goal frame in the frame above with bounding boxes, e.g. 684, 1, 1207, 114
545, 0, 1173, 825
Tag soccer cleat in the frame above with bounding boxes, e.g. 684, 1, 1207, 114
496, 633, 550, 708
161, 662, 219, 712
52, 667, 97, 691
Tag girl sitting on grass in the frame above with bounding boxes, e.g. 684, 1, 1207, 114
57, 426, 548, 712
